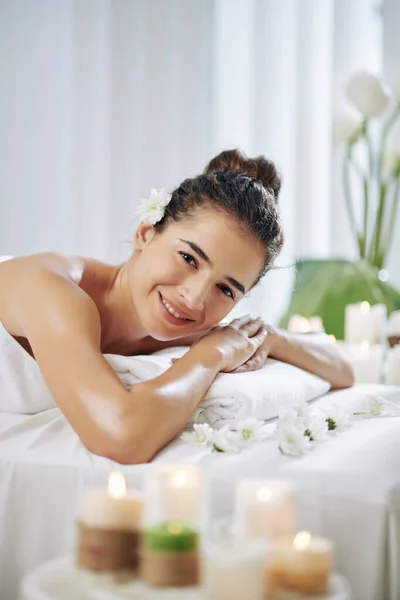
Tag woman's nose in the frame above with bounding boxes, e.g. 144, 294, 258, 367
177, 275, 210, 311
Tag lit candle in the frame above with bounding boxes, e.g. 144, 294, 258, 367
338, 341, 383, 383
387, 346, 400, 385
144, 465, 206, 527
77, 472, 143, 576
288, 315, 311, 333
266, 531, 334, 596
235, 479, 296, 541
345, 302, 387, 344
203, 539, 267, 600
141, 521, 199, 587
388, 310, 400, 347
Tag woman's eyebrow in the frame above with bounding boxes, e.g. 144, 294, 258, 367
178, 238, 246, 294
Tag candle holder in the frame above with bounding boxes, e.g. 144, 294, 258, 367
140, 522, 200, 588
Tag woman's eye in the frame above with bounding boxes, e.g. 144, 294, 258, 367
218, 284, 234, 300
179, 251, 197, 268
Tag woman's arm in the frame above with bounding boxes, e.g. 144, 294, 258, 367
267, 328, 355, 389
0, 258, 265, 464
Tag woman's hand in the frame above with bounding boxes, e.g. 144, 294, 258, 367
194, 315, 269, 373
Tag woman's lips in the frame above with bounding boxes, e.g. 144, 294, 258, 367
158, 293, 193, 326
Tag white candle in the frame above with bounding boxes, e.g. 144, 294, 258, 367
388, 310, 400, 336
338, 341, 383, 383
387, 346, 400, 385
345, 302, 387, 344
80, 472, 142, 531
266, 531, 334, 596
235, 479, 296, 541
203, 539, 267, 600
144, 465, 206, 526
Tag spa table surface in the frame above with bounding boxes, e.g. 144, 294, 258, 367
0, 383, 400, 600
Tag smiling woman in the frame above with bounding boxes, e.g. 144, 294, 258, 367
0, 149, 354, 464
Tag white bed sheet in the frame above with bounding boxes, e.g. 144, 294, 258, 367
1, 383, 400, 600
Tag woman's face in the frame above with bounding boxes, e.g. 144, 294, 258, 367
131, 206, 265, 341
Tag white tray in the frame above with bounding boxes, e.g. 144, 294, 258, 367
20, 557, 351, 600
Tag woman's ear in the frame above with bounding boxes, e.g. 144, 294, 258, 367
133, 222, 156, 251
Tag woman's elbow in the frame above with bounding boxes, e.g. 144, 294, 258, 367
331, 360, 356, 389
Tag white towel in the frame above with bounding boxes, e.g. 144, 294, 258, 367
0, 322, 330, 426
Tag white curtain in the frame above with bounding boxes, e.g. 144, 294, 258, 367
0, 0, 391, 325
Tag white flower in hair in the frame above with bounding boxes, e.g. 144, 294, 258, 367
136, 188, 172, 225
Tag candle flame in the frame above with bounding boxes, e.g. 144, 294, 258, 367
170, 471, 188, 487
360, 340, 370, 353
328, 334, 336, 342
293, 531, 311, 550
167, 522, 184, 534
299, 317, 311, 333
108, 471, 126, 499
256, 486, 272, 502
360, 301, 370, 313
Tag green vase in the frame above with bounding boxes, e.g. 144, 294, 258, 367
279, 259, 400, 339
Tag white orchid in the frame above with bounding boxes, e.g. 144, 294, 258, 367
322, 404, 351, 431
346, 71, 391, 118
277, 422, 312, 457
212, 427, 241, 453
235, 418, 266, 443
334, 111, 365, 145
180, 423, 214, 446
136, 188, 172, 225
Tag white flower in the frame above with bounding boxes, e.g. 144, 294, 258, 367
304, 414, 328, 441
212, 427, 241, 453
346, 71, 391, 118
277, 422, 312, 457
334, 111, 365, 144
236, 418, 266, 443
363, 394, 385, 416
180, 424, 214, 446
322, 404, 351, 431
279, 407, 302, 426
136, 188, 172, 225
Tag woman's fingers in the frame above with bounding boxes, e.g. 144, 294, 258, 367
233, 346, 269, 373
229, 314, 253, 329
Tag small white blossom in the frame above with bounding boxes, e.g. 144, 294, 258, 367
136, 188, 172, 225
346, 71, 391, 118
322, 404, 351, 431
277, 422, 312, 457
304, 414, 329, 441
363, 394, 385, 416
279, 407, 302, 426
212, 427, 241, 453
236, 418, 266, 443
180, 424, 214, 446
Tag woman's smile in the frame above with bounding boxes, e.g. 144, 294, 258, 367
158, 292, 195, 326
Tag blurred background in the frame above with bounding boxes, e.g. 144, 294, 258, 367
0, 0, 399, 326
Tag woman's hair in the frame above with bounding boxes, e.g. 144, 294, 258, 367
155, 149, 284, 283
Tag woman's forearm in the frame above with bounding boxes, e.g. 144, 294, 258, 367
267, 328, 355, 390
115, 344, 224, 464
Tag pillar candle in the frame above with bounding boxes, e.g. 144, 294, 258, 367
235, 479, 296, 541
141, 522, 199, 587
203, 539, 267, 600
266, 531, 334, 597
144, 465, 206, 527
387, 346, 400, 385
338, 341, 383, 383
77, 472, 142, 576
345, 302, 386, 344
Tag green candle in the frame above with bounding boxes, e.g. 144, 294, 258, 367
144, 522, 198, 552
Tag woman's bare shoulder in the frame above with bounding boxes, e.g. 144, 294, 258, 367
0, 252, 111, 337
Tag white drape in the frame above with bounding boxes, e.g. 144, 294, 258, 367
0, 0, 392, 325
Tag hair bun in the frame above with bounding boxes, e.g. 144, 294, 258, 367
204, 148, 281, 201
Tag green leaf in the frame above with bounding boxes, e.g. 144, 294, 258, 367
279, 259, 400, 339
